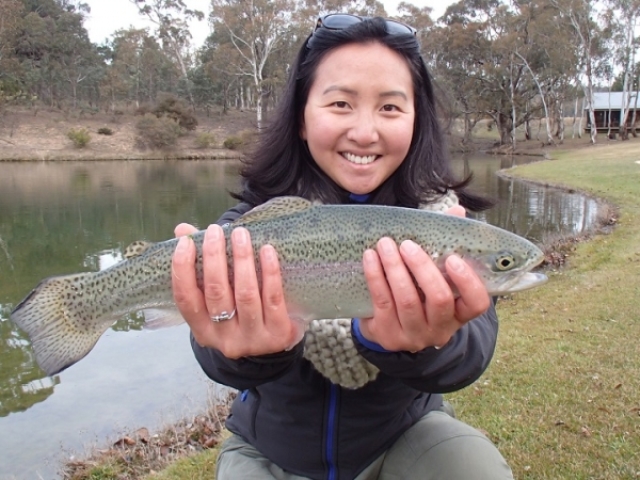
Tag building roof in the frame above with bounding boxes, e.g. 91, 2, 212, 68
585, 91, 640, 110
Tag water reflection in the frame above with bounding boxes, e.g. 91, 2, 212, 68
0, 156, 601, 479
0, 160, 241, 479
452, 156, 600, 244
480, 176, 600, 244
0, 306, 48, 418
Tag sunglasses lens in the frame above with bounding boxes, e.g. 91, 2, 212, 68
321, 14, 362, 30
385, 20, 415, 35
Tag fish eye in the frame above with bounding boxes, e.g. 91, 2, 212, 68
494, 253, 516, 271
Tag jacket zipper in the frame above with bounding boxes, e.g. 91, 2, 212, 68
326, 382, 339, 480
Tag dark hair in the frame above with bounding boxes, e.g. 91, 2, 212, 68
235, 16, 491, 211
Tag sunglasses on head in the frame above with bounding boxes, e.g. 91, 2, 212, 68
310, 13, 417, 42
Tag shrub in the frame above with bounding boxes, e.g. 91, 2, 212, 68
97, 127, 113, 135
135, 114, 183, 150
67, 128, 91, 148
153, 94, 198, 131
135, 103, 153, 116
195, 132, 217, 149
223, 135, 243, 150
239, 128, 258, 150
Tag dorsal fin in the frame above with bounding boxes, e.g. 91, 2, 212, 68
123, 241, 154, 259
233, 197, 313, 226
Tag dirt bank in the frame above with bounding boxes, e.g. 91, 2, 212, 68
0, 107, 255, 161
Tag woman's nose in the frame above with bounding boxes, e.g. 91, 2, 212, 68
346, 112, 380, 145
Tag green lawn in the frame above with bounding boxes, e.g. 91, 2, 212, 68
449, 139, 640, 479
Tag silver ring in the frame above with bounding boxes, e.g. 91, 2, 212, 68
210, 308, 237, 322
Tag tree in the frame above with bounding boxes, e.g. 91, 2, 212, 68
100, 28, 176, 111
132, 0, 204, 110
11, 0, 102, 108
551, 0, 606, 144
604, 0, 640, 139
209, 0, 298, 128
0, 0, 24, 99
55, 7, 101, 108
434, 0, 583, 147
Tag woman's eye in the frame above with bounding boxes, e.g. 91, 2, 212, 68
381, 104, 400, 112
333, 101, 349, 108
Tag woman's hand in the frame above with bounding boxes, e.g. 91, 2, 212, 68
171, 223, 305, 359
358, 206, 490, 352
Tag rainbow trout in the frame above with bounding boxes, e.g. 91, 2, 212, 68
11, 196, 547, 376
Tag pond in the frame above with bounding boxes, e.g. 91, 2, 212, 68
0, 156, 600, 479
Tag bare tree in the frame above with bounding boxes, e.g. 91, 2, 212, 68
210, 0, 298, 128
132, 0, 204, 110
604, 0, 640, 139
551, 0, 603, 144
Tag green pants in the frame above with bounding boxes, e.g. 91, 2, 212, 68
216, 410, 514, 479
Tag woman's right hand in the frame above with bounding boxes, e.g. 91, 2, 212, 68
171, 223, 305, 359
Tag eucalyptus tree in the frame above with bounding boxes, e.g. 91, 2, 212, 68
12, 0, 100, 108
436, 0, 542, 147
550, 0, 607, 144
131, 0, 205, 110
209, 0, 298, 128
435, 0, 583, 147
510, 0, 580, 144
0, 0, 23, 99
54, 6, 101, 108
100, 28, 175, 111
195, 30, 242, 112
428, 7, 490, 144
603, 0, 640, 139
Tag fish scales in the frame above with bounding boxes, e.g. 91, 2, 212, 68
11, 196, 547, 376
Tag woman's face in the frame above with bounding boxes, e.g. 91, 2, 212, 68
301, 41, 415, 195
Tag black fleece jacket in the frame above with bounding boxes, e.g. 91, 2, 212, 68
190, 202, 499, 480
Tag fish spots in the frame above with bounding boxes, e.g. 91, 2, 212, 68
10, 200, 545, 375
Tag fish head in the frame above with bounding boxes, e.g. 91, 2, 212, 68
460, 244, 548, 296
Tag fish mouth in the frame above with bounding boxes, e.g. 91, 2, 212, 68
341, 152, 379, 165
490, 271, 548, 296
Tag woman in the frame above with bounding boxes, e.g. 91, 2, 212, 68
172, 14, 514, 480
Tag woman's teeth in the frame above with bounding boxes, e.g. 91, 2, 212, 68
343, 152, 377, 165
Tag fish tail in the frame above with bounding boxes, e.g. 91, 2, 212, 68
11, 272, 107, 376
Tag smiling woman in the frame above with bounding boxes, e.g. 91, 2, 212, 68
301, 42, 415, 195
170, 14, 514, 480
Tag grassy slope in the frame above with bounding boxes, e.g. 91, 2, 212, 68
448, 140, 640, 479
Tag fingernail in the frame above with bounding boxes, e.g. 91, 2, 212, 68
448, 255, 465, 272
379, 238, 395, 256
363, 249, 377, 265
207, 224, 221, 242
400, 240, 420, 256
176, 236, 190, 253
233, 227, 248, 246
263, 244, 276, 261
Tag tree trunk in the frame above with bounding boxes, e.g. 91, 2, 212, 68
572, 93, 579, 138
584, 76, 597, 144
556, 99, 565, 144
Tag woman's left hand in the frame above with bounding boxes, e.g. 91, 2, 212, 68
358, 205, 490, 352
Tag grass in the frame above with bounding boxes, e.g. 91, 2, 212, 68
146, 449, 221, 480
448, 138, 640, 479
63, 398, 231, 480
68, 137, 640, 479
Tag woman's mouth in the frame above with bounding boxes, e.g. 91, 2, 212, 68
342, 152, 378, 165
